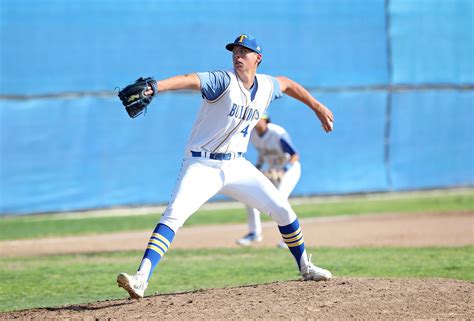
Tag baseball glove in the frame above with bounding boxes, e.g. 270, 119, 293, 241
118, 77, 157, 118
264, 168, 284, 187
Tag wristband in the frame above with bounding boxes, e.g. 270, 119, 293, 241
150, 79, 158, 96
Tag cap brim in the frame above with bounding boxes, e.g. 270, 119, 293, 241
225, 43, 260, 54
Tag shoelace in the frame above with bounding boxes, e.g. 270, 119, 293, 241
302, 254, 314, 274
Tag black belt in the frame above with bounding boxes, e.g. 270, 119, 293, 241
191, 151, 242, 160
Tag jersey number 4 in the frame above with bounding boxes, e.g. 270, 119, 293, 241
240, 125, 250, 137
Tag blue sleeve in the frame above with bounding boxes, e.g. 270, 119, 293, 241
280, 138, 297, 156
196, 70, 230, 101
271, 76, 283, 102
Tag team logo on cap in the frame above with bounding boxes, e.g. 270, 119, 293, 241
238, 35, 248, 43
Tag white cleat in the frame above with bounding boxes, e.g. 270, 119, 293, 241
277, 240, 287, 249
117, 272, 148, 299
236, 233, 263, 246
301, 255, 332, 281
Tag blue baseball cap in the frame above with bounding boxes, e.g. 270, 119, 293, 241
226, 34, 262, 55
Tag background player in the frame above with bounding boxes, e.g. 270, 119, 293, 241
236, 115, 301, 247
117, 34, 334, 299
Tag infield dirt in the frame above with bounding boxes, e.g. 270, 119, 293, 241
1, 212, 472, 257
1, 211, 473, 319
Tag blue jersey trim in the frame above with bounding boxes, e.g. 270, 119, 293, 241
250, 77, 258, 102
280, 138, 297, 156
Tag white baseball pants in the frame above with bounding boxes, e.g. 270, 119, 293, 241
159, 157, 297, 232
246, 161, 301, 235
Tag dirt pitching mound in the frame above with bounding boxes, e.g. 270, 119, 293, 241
2, 277, 472, 319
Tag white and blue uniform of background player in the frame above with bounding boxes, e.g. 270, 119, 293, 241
236, 116, 302, 247
117, 34, 335, 299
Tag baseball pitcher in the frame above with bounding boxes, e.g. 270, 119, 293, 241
117, 34, 334, 299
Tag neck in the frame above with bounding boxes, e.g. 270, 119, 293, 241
256, 126, 267, 136
236, 69, 256, 90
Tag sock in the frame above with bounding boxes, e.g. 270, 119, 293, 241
279, 219, 308, 270
138, 223, 175, 281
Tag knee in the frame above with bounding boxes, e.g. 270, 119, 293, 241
264, 201, 297, 226
159, 207, 186, 233
159, 216, 182, 233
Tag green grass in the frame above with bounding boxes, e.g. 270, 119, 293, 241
0, 192, 472, 241
0, 246, 473, 312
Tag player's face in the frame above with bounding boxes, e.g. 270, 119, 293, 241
232, 46, 261, 71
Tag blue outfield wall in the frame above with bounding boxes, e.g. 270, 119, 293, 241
268, 91, 389, 195
390, 0, 474, 84
0, 0, 388, 94
0, 0, 473, 214
1, 91, 390, 214
0, 95, 201, 213
390, 91, 474, 190
2, 89, 472, 214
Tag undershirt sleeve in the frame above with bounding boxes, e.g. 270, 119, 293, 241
271, 76, 283, 101
196, 70, 231, 101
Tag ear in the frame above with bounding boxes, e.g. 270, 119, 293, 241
256, 54, 262, 63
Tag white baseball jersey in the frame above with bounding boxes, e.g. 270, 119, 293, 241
250, 123, 298, 170
185, 70, 278, 155
159, 70, 298, 232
